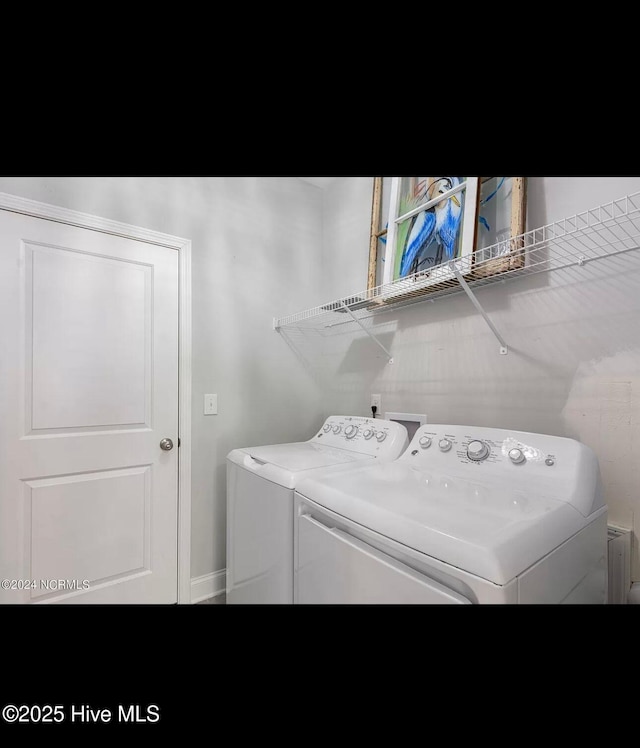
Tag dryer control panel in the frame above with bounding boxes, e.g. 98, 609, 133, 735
312, 416, 409, 458
400, 424, 604, 518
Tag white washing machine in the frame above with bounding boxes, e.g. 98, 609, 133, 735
226, 416, 409, 604
294, 425, 608, 604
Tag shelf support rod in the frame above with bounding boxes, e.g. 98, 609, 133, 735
450, 263, 508, 355
340, 303, 394, 363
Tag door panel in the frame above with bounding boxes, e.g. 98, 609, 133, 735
0, 210, 178, 604
27, 466, 150, 599
28, 243, 151, 431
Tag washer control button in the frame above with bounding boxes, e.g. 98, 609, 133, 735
508, 448, 526, 465
363, 429, 374, 440
439, 439, 453, 452
467, 440, 489, 461
345, 425, 358, 439
323, 424, 331, 433
333, 425, 342, 434
376, 432, 387, 443
545, 457, 555, 467
419, 436, 432, 449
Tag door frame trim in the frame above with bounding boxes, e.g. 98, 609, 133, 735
0, 191, 193, 604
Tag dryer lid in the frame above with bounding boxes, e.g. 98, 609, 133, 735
295, 462, 595, 585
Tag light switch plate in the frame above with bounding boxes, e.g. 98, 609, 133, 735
204, 394, 218, 415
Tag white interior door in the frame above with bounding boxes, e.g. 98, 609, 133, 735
0, 209, 179, 604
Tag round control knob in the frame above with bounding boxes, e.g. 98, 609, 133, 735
508, 448, 526, 465
376, 431, 387, 443
332, 425, 342, 434
467, 440, 489, 461
345, 425, 358, 439
363, 429, 374, 440
323, 424, 331, 433
419, 436, 432, 449
438, 439, 452, 452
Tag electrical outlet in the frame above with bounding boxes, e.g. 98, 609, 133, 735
371, 394, 381, 410
204, 394, 218, 415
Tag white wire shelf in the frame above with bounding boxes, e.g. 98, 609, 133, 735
274, 192, 640, 333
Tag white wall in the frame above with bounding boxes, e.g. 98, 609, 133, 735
0, 177, 325, 578
315, 176, 640, 580
321, 177, 372, 300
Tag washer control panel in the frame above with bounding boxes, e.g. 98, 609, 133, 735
402, 426, 566, 468
313, 416, 409, 458
402, 424, 596, 475
399, 425, 603, 517
401, 425, 567, 470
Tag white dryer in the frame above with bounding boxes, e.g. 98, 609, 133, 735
226, 416, 409, 604
294, 425, 608, 604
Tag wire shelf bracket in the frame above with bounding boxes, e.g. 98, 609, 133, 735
449, 262, 508, 355
339, 301, 394, 364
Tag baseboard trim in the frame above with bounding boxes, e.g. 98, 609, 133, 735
190, 570, 226, 603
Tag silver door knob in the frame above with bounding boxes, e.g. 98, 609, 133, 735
160, 438, 174, 451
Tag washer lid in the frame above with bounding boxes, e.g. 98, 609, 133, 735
247, 443, 371, 470
295, 462, 594, 585
227, 443, 374, 489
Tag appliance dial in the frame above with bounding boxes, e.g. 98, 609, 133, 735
467, 440, 489, 461
439, 439, 452, 452
332, 425, 342, 434
376, 432, 387, 443
345, 425, 358, 439
323, 424, 331, 433
363, 429, 374, 440
419, 436, 432, 449
508, 448, 526, 465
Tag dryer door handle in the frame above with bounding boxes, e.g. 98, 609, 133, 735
300, 513, 339, 534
